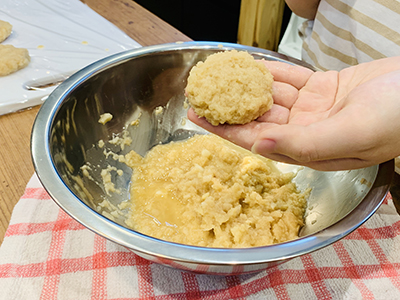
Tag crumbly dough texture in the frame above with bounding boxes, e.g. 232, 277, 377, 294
185, 50, 274, 125
125, 134, 308, 248
0, 20, 12, 42
98, 113, 113, 124
0, 44, 30, 76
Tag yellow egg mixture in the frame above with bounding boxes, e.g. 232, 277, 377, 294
125, 134, 309, 248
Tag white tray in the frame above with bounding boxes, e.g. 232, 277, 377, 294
0, 0, 141, 115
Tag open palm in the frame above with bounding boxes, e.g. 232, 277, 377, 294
188, 57, 400, 170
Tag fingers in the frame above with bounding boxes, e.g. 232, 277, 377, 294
251, 151, 368, 171
188, 108, 370, 171
271, 81, 299, 108
188, 108, 374, 171
253, 122, 346, 162
187, 108, 277, 150
251, 112, 372, 170
256, 104, 289, 124
260, 60, 314, 89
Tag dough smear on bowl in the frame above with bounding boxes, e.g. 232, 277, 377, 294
185, 50, 274, 125
125, 134, 309, 248
0, 44, 30, 76
0, 20, 12, 42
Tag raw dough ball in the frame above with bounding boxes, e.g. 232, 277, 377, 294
0, 44, 30, 76
186, 50, 274, 125
0, 20, 12, 42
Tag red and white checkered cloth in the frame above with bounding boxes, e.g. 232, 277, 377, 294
1, 174, 400, 300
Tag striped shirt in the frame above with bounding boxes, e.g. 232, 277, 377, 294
299, 0, 400, 71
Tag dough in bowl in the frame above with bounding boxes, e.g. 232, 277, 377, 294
185, 50, 274, 125
125, 134, 308, 248
0, 44, 30, 76
0, 20, 12, 42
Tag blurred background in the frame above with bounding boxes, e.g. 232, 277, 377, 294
134, 0, 293, 51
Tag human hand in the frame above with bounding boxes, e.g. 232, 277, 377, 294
187, 57, 400, 171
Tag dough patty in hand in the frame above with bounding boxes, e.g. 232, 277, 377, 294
185, 50, 274, 126
0, 20, 12, 43
0, 44, 30, 76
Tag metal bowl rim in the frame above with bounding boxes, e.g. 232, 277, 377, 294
31, 41, 393, 266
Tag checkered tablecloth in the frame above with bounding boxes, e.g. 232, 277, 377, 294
1, 174, 400, 300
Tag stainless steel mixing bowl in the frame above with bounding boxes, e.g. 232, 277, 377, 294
31, 42, 393, 275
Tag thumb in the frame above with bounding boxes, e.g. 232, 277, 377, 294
251, 119, 365, 168
251, 124, 321, 164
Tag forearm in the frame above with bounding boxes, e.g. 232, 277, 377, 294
285, 0, 321, 19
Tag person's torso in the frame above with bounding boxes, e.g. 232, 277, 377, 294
300, 0, 400, 71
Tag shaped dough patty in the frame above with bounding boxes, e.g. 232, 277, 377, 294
0, 20, 12, 42
0, 44, 30, 76
186, 50, 274, 125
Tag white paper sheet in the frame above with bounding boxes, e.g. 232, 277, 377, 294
0, 0, 141, 115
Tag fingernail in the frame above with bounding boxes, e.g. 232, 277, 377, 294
251, 139, 276, 155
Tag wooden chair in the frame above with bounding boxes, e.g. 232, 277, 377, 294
237, 0, 286, 51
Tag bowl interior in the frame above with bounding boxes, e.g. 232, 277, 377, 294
45, 45, 382, 240
28, 43, 394, 261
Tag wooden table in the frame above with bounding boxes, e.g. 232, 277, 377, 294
0, 0, 191, 245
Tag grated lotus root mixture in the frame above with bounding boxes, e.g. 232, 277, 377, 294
185, 50, 274, 125
125, 134, 309, 248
